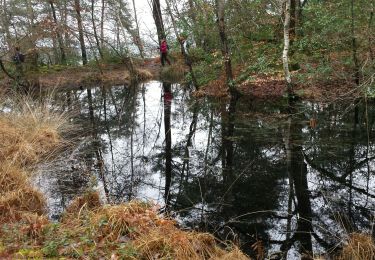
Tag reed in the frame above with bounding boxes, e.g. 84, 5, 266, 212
0, 95, 68, 223
338, 233, 375, 260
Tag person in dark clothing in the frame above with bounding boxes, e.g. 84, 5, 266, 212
13, 47, 25, 80
159, 39, 171, 66
13, 47, 25, 64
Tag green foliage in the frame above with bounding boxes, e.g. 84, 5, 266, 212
38, 64, 70, 74
191, 53, 222, 86
160, 64, 186, 83
42, 241, 59, 257
101, 48, 124, 64
295, 61, 334, 84
188, 47, 214, 64
247, 56, 273, 74
118, 244, 138, 258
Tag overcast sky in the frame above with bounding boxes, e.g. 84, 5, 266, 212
132, 0, 163, 46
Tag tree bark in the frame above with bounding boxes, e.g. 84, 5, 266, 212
49, 0, 67, 65
91, 0, 104, 59
152, 0, 166, 44
165, 0, 198, 88
215, 0, 236, 96
351, 0, 360, 85
74, 0, 88, 65
283, 0, 292, 92
290, 0, 296, 41
100, 0, 105, 47
131, 0, 144, 58
368, 1, 374, 62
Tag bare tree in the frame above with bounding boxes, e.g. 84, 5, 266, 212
100, 0, 105, 47
282, 0, 292, 93
215, 0, 236, 96
131, 0, 144, 58
49, 0, 67, 64
91, 0, 104, 59
152, 0, 166, 44
74, 0, 88, 65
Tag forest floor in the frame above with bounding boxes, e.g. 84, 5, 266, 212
194, 68, 361, 102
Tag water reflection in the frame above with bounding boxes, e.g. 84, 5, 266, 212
163, 82, 172, 206
39, 81, 375, 258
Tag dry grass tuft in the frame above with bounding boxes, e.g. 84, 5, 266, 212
89, 201, 157, 240
60, 199, 249, 259
19, 212, 50, 239
0, 97, 67, 167
338, 233, 375, 260
1, 194, 249, 259
135, 68, 153, 81
64, 190, 102, 215
0, 186, 46, 222
134, 229, 246, 260
160, 63, 187, 82
0, 164, 28, 194
0, 96, 67, 223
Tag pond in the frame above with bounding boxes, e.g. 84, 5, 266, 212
36, 81, 375, 259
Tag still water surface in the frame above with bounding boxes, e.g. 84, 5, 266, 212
36, 81, 375, 258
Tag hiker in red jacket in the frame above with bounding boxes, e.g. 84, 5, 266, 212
159, 39, 171, 66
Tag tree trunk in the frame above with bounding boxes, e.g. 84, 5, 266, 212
91, 0, 104, 59
152, 0, 166, 44
283, 0, 292, 93
290, 0, 296, 42
61, 0, 71, 50
165, 0, 198, 88
115, 11, 136, 80
49, 0, 67, 65
26, 0, 39, 68
74, 0, 88, 65
131, 0, 144, 58
215, 0, 236, 96
100, 0, 105, 47
351, 0, 360, 85
368, 1, 374, 62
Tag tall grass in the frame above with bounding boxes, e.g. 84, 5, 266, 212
57, 193, 249, 259
338, 233, 375, 260
0, 95, 68, 222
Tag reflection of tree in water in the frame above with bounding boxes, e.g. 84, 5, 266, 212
89, 84, 146, 202
163, 82, 172, 206
172, 97, 284, 257
301, 102, 375, 252
48, 84, 375, 258
171, 97, 375, 258
281, 98, 313, 257
48, 83, 155, 208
